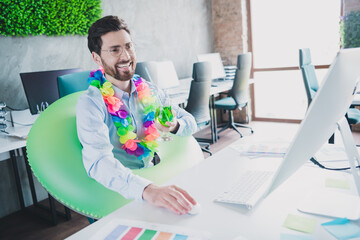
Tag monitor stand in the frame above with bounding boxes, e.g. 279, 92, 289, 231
338, 116, 360, 194
298, 116, 360, 220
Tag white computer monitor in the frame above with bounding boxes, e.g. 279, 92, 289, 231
265, 48, 360, 218
135, 61, 179, 89
197, 53, 226, 80
155, 61, 180, 89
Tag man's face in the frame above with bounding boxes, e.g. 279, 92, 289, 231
98, 30, 136, 81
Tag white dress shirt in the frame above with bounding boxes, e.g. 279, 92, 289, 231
76, 77, 196, 200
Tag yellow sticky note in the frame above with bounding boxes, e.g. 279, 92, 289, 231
325, 178, 350, 189
283, 214, 316, 234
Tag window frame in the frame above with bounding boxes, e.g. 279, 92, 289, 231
247, 0, 342, 123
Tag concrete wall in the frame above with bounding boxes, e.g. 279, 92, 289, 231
0, 0, 214, 218
0, 0, 214, 108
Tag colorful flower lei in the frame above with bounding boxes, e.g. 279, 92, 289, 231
88, 68, 161, 160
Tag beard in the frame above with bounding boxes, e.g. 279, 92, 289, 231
101, 58, 135, 81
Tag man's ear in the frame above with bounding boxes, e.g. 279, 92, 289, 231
92, 52, 103, 67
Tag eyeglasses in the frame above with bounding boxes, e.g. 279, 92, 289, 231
101, 42, 135, 57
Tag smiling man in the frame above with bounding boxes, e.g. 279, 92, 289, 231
76, 15, 197, 215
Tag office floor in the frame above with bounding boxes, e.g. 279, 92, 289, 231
1, 121, 360, 240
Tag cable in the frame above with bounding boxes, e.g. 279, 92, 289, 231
6, 119, 33, 126
5, 106, 28, 111
310, 157, 360, 171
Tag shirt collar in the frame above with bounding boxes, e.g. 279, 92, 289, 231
111, 78, 137, 99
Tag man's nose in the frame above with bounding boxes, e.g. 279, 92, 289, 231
118, 48, 131, 60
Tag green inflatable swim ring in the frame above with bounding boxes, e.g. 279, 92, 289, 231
26, 92, 204, 219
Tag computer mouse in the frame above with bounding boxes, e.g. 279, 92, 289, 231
188, 203, 201, 215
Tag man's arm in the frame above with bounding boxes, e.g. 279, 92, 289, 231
147, 86, 199, 214
77, 88, 196, 214
142, 184, 196, 215
76, 90, 151, 200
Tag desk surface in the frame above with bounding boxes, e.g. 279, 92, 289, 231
0, 126, 30, 154
167, 78, 235, 106
0, 109, 38, 155
67, 128, 360, 240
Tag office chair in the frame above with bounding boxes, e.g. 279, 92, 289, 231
185, 62, 213, 156
299, 48, 360, 126
135, 62, 156, 83
26, 92, 204, 219
58, 70, 98, 224
57, 70, 91, 98
214, 53, 254, 138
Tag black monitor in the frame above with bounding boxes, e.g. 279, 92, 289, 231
20, 68, 82, 115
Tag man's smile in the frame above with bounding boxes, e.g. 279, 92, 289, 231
116, 62, 132, 71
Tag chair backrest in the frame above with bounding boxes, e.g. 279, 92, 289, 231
135, 61, 157, 82
230, 53, 252, 107
299, 48, 319, 106
185, 62, 212, 125
193, 60, 212, 82
20, 68, 82, 114
135, 61, 179, 89
57, 70, 91, 98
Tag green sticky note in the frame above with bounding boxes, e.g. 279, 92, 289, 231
283, 214, 317, 234
325, 178, 350, 189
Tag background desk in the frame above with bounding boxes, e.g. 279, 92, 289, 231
0, 113, 70, 224
67, 136, 360, 240
166, 78, 234, 106
1, 126, 33, 211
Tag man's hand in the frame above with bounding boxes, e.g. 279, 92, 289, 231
155, 110, 179, 133
142, 184, 197, 215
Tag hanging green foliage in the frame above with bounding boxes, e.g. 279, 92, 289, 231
340, 11, 360, 48
0, 0, 102, 36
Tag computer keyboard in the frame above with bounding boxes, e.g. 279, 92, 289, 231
214, 170, 273, 209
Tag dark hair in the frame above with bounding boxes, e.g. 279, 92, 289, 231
87, 15, 131, 55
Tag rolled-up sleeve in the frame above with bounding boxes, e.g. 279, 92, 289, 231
76, 91, 152, 201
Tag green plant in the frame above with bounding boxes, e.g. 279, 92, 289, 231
0, 0, 102, 36
340, 11, 360, 48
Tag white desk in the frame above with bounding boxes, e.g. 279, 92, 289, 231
0, 111, 70, 225
0, 126, 29, 154
1, 123, 33, 210
166, 78, 234, 106
67, 135, 360, 240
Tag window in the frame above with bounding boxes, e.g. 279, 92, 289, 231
250, 0, 341, 121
